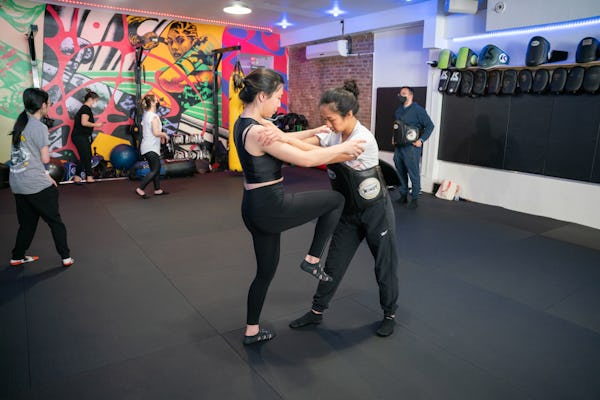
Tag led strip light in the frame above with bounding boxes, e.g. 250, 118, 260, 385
453, 16, 600, 42
46, 0, 273, 32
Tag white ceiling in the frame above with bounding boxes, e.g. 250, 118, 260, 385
39, 0, 430, 33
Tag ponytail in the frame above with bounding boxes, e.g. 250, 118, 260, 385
10, 111, 29, 147
10, 88, 49, 148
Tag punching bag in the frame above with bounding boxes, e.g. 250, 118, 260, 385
228, 60, 244, 172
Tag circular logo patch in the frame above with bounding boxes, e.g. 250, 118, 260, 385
327, 169, 336, 180
358, 177, 381, 200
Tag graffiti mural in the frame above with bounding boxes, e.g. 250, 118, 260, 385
37, 4, 287, 165
0, 0, 46, 121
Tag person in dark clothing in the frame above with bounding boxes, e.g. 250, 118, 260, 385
234, 67, 366, 345
392, 86, 434, 209
288, 80, 399, 337
72, 89, 103, 183
9, 88, 74, 268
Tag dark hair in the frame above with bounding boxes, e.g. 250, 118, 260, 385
238, 67, 284, 104
319, 79, 360, 116
84, 88, 99, 102
141, 94, 156, 111
10, 88, 49, 146
400, 86, 414, 95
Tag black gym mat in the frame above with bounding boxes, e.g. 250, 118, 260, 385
1, 167, 599, 399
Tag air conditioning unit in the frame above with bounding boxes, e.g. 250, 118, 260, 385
445, 0, 478, 14
306, 40, 348, 60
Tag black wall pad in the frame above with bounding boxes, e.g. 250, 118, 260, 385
592, 129, 600, 184
504, 96, 554, 174
439, 93, 600, 182
374, 87, 427, 152
545, 95, 600, 181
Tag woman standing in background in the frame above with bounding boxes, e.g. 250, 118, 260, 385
72, 89, 103, 183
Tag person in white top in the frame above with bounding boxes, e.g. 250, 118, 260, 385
135, 94, 169, 199
284, 80, 400, 337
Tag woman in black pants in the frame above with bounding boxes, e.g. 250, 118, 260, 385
234, 68, 366, 344
135, 94, 169, 198
9, 88, 74, 268
72, 89, 103, 183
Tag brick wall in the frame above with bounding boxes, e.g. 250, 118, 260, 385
288, 33, 374, 129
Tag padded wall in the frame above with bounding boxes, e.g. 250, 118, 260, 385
439, 93, 600, 183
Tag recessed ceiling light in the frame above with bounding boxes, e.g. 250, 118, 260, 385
223, 2, 252, 15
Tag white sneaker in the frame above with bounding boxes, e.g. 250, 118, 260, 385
62, 257, 75, 267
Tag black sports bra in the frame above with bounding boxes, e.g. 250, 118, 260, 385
233, 117, 283, 184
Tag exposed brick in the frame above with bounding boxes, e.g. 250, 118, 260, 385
288, 33, 373, 129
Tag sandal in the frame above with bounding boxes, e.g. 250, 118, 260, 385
243, 328, 275, 345
300, 260, 333, 282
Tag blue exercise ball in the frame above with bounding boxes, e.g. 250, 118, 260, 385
110, 144, 138, 170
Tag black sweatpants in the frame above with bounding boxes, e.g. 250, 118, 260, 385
242, 182, 345, 325
312, 195, 399, 316
12, 185, 70, 260
139, 151, 161, 191
72, 135, 93, 177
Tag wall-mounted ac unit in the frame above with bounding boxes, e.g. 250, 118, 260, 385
445, 0, 478, 14
306, 40, 348, 59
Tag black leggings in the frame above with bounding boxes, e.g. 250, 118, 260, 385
242, 182, 344, 325
73, 135, 92, 177
139, 151, 161, 191
12, 185, 70, 260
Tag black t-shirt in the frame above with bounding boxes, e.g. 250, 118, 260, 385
73, 105, 94, 137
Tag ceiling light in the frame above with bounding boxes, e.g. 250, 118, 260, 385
223, 2, 252, 15
326, 2, 346, 17
276, 16, 293, 29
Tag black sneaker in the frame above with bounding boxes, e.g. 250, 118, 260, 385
289, 311, 323, 328
406, 199, 418, 209
376, 316, 395, 337
243, 328, 275, 345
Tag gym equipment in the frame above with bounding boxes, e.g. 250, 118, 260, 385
526, 36, 568, 66
501, 70, 518, 95
378, 159, 400, 188
90, 132, 131, 160
0, 162, 9, 188
131, 160, 166, 179
518, 70, 533, 93
228, 59, 244, 172
479, 44, 510, 68
456, 47, 478, 69
472, 69, 487, 96
550, 68, 568, 94
576, 37, 600, 63
392, 120, 420, 145
459, 70, 474, 96
164, 158, 196, 177
438, 70, 451, 92
48, 159, 65, 181
583, 66, 600, 94
565, 66, 585, 93
446, 71, 462, 94
109, 144, 138, 170
487, 70, 502, 95
438, 49, 456, 69
532, 69, 550, 94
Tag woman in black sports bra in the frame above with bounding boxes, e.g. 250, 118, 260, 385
234, 67, 365, 345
